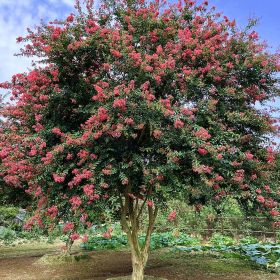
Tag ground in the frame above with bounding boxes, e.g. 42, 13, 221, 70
0, 242, 279, 280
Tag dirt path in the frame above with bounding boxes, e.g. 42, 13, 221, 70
0, 245, 279, 280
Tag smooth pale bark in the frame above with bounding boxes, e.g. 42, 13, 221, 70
120, 191, 158, 280
131, 255, 145, 280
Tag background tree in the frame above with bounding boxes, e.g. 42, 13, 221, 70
0, 0, 279, 279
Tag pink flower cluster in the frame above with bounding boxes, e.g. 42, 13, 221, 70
46, 205, 58, 219
167, 210, 177, 221
113, 98, 126, 111
245, 152, 254, 160
233, 169, 244, 182
69, 196, 82, 209
62, 222, 74, 233
68, 169, 93, 188
70, 233, 80, 241
103, 228, 113, 238
174, 119, 184, 129
194, 128, 211, 140
198, 147, 207, 155
193, 165, 213, 174
83, 184, 95, 197
53, 173, 66, 183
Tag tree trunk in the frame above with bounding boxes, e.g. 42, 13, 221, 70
128, 220, 147, 280
119, 193, 158, 280
131, 252, 145, 280
65, 239, 74, 255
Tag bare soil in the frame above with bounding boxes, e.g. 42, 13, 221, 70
0, 243, 279, 280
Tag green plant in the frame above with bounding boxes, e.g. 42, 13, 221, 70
0, 206, 19, 225
83, 231, 201, 251
210, 234, 236, 246
0, 226, 16, 244
174, 243, 280, 274
83, 235, 128, 251
239, 236, 259, 245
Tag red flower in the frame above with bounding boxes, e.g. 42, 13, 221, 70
198, 147, 207, 155
156, 45, 163, 54
52, 127, 62, 135
43, 45, 52, 53
153, 129, 162, 139
213, 184, 220, 190
261, 60, 268, 67
124, 118, 134, 125
181, 108, 193, 116
145, 65, 153, 72
215, 175, 224, 181
174, 119, 184, 129
66, 153, 73, 160
97, 107, 109, 122
256, 195, 265, 204
233, 169, 244, 182
194, 128, 211, 140
110, 49, 122, 58
93, 84, 104, 95
270, 209, 279, 217
53, 173, 65, 183
66, 14, 74, 22
0, 148, 8, 159
70, 233, 80, 241
51, 27, 62, 40
69, 196, 82, 208
249, 31, 259, 40
167, 210, 177, 221
245, 152, 254, 160
193, 165, 213, 174
113, 99, 126, 110
217, 154, 223, 159
46, 205, 58, 219
103, 228, 113, 238
147, 200, 154, 207
226, 62, 234, 69
16, 36, 23, 43
102, 167, 112, 175
194, 49, 202, 56
77, 149, 90, 159
82, 234, 88, 243
83, 184, 95, 197
63, 222, 74, 233
29, 147, 37, 156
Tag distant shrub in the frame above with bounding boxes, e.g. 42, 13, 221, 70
210, 233, 236, 246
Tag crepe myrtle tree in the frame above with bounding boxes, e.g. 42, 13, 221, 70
0, 0, 280, 279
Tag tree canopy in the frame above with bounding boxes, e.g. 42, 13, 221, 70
0, 0, 279, 279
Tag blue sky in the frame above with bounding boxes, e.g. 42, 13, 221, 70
0, 0, 73, 86
208, 0, 279, 52
0, 0, 279, 85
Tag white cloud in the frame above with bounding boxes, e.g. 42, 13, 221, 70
0, 3, 34, 95
0, 0, 71, 89
0, 1, 73, 100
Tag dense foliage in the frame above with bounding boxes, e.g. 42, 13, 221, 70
0, 0, 279, 278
